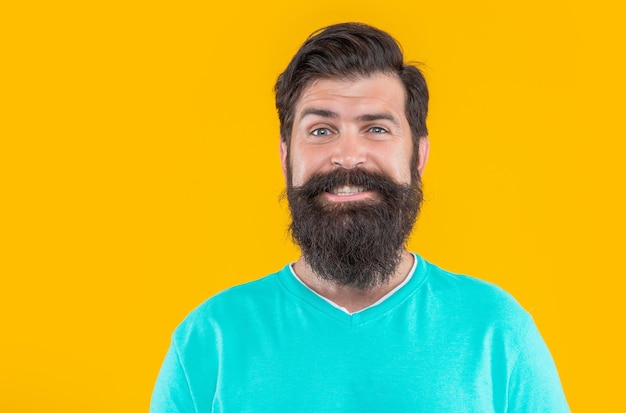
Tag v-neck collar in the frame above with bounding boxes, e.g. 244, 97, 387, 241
276, 253, 430, 326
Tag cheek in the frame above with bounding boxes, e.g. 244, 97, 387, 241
373, 146, 413, 184
289, 147, 329, 187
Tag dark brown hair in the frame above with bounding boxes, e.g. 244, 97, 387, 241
274, 22, 429, 152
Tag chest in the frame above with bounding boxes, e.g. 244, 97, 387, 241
210, 322, 506, 412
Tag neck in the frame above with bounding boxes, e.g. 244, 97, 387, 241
292, 250, 415, 313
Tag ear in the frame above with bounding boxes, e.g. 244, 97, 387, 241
417, 136, 430, 176
279, 140, 288, 183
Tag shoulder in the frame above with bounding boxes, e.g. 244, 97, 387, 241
171, 267, 287, 341
422, 258, 525, 310
418, 257, 533, 331
416, 258, 569, 410
196, 270, 282, 313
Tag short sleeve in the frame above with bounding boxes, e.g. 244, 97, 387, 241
150, 341, 197, 413
507, 319, 570, 412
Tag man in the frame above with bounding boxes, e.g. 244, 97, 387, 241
151, 23, 569, 412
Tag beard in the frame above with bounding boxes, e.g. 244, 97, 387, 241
286, 168, 423, 290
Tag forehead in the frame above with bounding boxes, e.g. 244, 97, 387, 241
294, 73, 407, 120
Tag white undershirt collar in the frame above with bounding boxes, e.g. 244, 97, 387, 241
289, 253, 417, 315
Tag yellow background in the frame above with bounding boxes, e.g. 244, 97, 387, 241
1, 0, 624, 411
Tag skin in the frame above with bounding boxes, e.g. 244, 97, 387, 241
280, 73, 429, 312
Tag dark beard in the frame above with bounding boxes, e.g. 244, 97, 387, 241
286, 168, 422, 289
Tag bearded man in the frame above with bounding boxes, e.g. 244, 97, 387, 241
151, 23, 569, 412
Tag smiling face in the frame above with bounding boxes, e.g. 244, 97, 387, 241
281, 73, 429, 289
281, 73, 429, 201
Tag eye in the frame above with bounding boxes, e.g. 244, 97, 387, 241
311, 128, 333, 136
368, 126, 388, 134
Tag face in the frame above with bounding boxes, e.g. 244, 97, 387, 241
280, 73, 429, 289
281, 73, 428, 196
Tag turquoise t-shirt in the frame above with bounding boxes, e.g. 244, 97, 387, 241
151, 255, 569, 412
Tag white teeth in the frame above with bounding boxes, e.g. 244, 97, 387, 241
332, 185, 365, 196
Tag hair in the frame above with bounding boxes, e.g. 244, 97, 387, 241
274, 22, 429, 154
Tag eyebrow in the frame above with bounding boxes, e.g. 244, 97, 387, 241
299, 108, 400, 127
356, 113, 400, 126
300, 108, 339, 119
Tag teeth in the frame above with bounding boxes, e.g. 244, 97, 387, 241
332, 185, 365, 196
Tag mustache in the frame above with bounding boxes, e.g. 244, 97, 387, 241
290, 168, 411, 199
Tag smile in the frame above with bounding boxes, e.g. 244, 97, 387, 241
331, 185, 365, 196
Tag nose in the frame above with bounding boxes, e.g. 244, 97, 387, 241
330, 130, 366, 169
